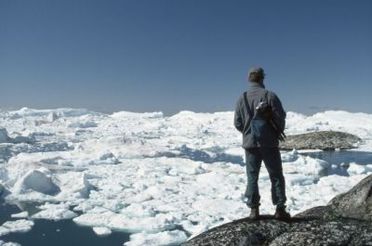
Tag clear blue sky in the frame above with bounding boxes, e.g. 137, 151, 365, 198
1, 0, 371, 115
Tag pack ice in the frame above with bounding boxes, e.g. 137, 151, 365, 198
0, 107, 372, 246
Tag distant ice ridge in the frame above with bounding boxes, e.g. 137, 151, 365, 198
1, 108, 372, 245
7, 107, 98, 118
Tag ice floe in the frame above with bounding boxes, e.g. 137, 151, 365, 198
92, 226, 112, 236
10, 211, 28, 219
124, 230, 187, 246
0, 240, 21, 246
0, 219, 34, 237
31, 203, 77, 220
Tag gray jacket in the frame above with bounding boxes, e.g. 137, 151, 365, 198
234, 82, 286, 149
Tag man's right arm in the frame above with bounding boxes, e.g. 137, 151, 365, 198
234, 95, 244, 133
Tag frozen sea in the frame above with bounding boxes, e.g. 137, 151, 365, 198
0, 108, 372, 246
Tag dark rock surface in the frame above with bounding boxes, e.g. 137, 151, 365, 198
295, 175, 372, 221
279, 131, 361, 150
183, 175, 372, 246
328, 174, 371, 221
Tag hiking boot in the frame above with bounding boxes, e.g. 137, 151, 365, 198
274, 206, 291, 220
249, 207, 259, 219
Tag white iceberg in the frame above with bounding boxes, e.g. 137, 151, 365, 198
12, 169, 60, 195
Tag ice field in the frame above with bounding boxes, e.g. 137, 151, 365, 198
1, 108, 372, 245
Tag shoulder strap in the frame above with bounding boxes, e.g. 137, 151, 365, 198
259, 90, 269, 103
242, 92, 253, 133
264, 90, 269, 102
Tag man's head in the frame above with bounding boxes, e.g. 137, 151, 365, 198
248, 67, 265, 83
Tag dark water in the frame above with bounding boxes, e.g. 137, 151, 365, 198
301, 150, 372, 166
0, 200, 130, 246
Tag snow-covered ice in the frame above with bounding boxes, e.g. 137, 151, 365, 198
13, 169, 60, 195
92, 226, 112, 236
10, 211, 28, 219
31, 203, 77, 220
0, 240, 21, 246
124, 230, 188, 246
1, 108, 372, 245
0, 219, 34, 237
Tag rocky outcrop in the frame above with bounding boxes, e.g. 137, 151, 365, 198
183, 175, 372, 246
279, 131, 361, 150
327, 174, 371, 221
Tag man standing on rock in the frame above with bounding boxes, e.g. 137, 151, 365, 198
234, 67, 290, 220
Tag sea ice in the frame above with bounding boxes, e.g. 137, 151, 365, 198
124, 230, 188, 246
55, 172, 94, 199
347, 162, 370, 175
13, 169, 60, 195
73, 210, 177, 233
0, 108, 372, 245
10, 211, 28, 219
92, 226, 112, 236
0, 219, 34, 237
31, 203, 77, 220
0, 240, 21, 246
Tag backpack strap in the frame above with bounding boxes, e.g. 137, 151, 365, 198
259, 90, 269, 103
242, 92, 253, 133
264, 90, 269, 103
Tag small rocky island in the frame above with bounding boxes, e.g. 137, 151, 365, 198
183, 174, 372, 246
279, 131, 362, 150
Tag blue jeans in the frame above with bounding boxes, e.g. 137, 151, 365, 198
244, 147, 287, 208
